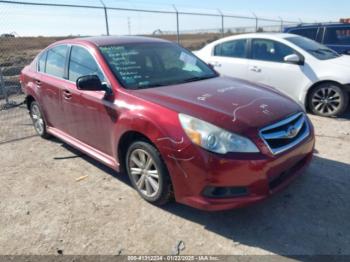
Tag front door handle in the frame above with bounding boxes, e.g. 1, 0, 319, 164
249, 66, 262, 73
210, 61, 222, 68
35, 79, 41, 86
63, 90, 72, 100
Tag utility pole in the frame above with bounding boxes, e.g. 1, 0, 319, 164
128, 17, 131, 35
252, 12, 258, 32
218, 9, 224, 38
173, 5, 180, 43
278, 16, 284, 32
99, 0, 110, 36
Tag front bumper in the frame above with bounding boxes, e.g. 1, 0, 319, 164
161, 129, 315, 211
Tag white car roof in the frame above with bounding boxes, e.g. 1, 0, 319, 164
213, 33, 296, 41
200, 33, 301, 52
197, 32, 308, 58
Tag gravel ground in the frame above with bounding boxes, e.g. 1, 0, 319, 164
0, 106, 349, 256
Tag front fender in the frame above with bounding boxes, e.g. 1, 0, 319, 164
111, 104, 195, 201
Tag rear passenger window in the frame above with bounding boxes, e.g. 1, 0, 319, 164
38, 52, 47, 72
324, 26, 350, 45
45, 45, 68, 78
68, 46, 105, 82
214, 39, 247, 58
290, 28, 318, 40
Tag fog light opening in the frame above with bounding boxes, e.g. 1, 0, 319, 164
202, 186, 248, 198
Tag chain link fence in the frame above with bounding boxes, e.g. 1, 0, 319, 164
0, 0, 303, 143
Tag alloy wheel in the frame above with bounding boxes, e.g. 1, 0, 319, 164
31, 103, 44, 135
128, 149, 160, 198
311, 86, 341, 115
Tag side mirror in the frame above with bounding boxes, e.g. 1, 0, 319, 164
207, 63, 219, 75
76, 75, 103, 91
284, 54, 304, 65
76, 75, 113, 96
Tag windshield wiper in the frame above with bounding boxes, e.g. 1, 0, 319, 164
133, 75, 217, 89
319, 48, 340, 56
182, 75, 217, 83
318, 48, 338, 54
137, 83, 167, 89
307, 49, 324, 55
307, 48, 339, 58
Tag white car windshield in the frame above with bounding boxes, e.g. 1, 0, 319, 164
286, 36, 340, 60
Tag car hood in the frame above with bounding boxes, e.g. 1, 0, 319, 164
329, 55, 350, 67
134, 77, 302, 134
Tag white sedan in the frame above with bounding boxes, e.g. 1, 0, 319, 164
195, 33, 350, 117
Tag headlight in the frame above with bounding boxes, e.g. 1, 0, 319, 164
178, 114, 259, 154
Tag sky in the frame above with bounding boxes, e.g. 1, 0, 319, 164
1, 0, 349, 36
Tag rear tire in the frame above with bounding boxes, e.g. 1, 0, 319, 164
126, 141, 173, 206
29, 101, 51, 139
308, 83, 349, 117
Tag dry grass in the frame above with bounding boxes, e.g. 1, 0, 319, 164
0, 37, 69, 87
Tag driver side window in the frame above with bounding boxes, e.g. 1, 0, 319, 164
251, 39, 296, 63
68, 46, 105, 83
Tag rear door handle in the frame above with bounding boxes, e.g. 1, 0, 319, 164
63, 90, 72, 100
35, 79, 41, 86
249, 66, 261, 73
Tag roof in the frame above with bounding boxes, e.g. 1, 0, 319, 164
285, 22, 350, 29
208, 33, 296, 42
74, 35, 171, 46
244, 33, 295, 39
198, 33, 300, 52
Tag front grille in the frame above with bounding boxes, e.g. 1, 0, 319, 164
260, 112, 310, 155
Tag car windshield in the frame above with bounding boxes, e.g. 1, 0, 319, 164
286, 36, 340, 60
99, 42, 218, 89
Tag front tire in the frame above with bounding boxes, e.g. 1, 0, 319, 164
126, 141, 172, 206
308, 83, 349, 117
29, 101, 50, 138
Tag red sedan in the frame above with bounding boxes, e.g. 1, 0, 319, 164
20, 36, 315, 211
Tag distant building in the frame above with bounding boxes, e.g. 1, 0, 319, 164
1, 33, 15, 38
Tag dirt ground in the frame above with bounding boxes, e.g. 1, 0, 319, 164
0, 104, 349, 256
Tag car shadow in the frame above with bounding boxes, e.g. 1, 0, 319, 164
53, 139, 131, 185
338, 110, 350, 120
54, 139, 350, 255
